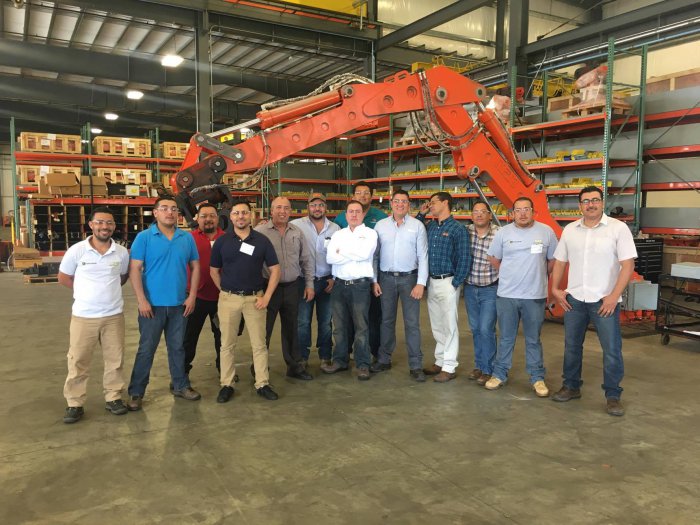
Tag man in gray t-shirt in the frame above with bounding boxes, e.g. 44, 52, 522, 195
485, 196, 558, 398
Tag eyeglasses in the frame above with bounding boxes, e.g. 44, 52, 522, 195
513, 207, 533, 213
472, 210, 490, 216
354, 191, 371, 196
580, 198, 602, 205
231, 210, 251, 216
156, 206, 179, 213
309, 203, 326, 208
92, 219, 115, 226
392, 199, 410, 204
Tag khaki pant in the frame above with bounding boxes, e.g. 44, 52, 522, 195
219, 292, 269, 389
64, 313, 126, 407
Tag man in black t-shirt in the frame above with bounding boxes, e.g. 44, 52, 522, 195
210, 201, 281, 402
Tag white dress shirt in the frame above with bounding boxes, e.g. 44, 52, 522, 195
374, 214, 429, 286
553, 214, 638, 302
326, 224, 378, 281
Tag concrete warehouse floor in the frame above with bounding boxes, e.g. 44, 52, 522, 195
0, 271, 699, 525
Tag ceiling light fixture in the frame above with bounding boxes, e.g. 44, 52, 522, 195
91, 127, 103, 134
126, 89, 144, 100
104, 112, 119, 121
161, 54, 184, 68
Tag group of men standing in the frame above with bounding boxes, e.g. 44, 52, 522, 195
57, 182, 636, 424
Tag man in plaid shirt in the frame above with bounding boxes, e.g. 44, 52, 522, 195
419, 192, 470, 383
464, 201, 500, 386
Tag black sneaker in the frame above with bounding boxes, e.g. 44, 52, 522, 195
256, 385, 279, 401
409, 369, 427, 382
63, 406, 84, 424
105, 400, 128, 415
217, 386, 234, 403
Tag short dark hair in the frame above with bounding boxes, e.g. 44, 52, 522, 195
353, 182, 373, 195
154, 196, 177, 209
346, 199, 364, 210
89, 206, 114, 221
231, 199, 252, 211
392, 189, 410, 200
579, 186, 603, 202
197, 202, 218, 214
472, 201, 491, 213
513, 196, 534, 209
430, 191, 453, 210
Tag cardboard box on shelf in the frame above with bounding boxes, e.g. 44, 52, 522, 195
46, 172, 80, 196
80, 176, 109, 196
161, 141, 189, 159
19, 132, 81, 154
93, 136, 151, 157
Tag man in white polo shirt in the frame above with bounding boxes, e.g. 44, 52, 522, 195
58, 207, 130, 424
551, 186, 637, 416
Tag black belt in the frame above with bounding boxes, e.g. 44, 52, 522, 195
315, 275, 333, 281
473, 280, 498, 288
430, 273, 454, 279
336, 277, 371, 285
381, 269, 418, 277
222, 289, 261, 296
277, 280, 297, 288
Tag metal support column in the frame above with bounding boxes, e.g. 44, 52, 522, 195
10, 117, 20, 243
195, 11, 212, 133
495, 0, 506, 62
632, 45, 648, 234
602, 37, 615, 204
507, 0, 529, 128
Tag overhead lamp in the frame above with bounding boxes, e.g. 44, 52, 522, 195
104, 112, 119, 121
126, 89, 144, 100
161, 54, 184, 68
91, 127, 103, 134
240, 127, 251, 134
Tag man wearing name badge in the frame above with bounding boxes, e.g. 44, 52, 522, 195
550, 186, 637, 417
420, 192, 471, 383
322, 200, 378, 380
183, 203, 226, 376
290, 192, 340, 369
464, 201, 500, 386
58, 207, 130, 424
335, 182, 387, 360
127, 197, 201, 411
485, 196, 558, 397
255, 197, 314, 381
210, 200, 281, 403
370, 189, 429, 382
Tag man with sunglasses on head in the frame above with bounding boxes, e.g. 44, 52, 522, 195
126, 197, 201, 411
550, 186, 637, 417
58, 207, 130, 424
485, 196, 558, 398
371, 189, 429, 382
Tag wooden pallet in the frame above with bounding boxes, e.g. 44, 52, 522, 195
394, 135, 429, 147
562, 102, 632, 118
647, 67, 700, 95
19, 132, 81, 154
92, 136, 152, 157
24, 275, 59, 284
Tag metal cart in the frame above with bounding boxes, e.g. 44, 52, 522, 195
656, 274, 700, 345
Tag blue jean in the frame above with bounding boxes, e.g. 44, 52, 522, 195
563, 295, 624, 399
492, 297, 546, 383
128, 305, 190, 396
298, 277, 333, 361
331, 280, 371, 369
464, 283, 498, 375
377, 272, 423, 370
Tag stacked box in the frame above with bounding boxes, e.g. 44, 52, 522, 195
647, 67, 700, 95
17, 165, 82, 185
95, 168, 152, 185
19, 132, 81, 154
92, 136, 151, 157
161, 142, 189, 159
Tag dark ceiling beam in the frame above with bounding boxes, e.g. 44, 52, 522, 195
0, 39, 318, 97
376, 45, 447, 68
522, 0, 700, 61
377, 0, 492, 51
56, 0, 197, 27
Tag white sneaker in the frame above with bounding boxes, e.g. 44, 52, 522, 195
484, 377, 504, 390
533, 380, 550, 397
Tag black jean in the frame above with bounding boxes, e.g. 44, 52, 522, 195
183, 298, 221, 373
266, 280, 304, 373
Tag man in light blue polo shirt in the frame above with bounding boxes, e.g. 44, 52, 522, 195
485, 196, 558, 397
127, 197, 201, 410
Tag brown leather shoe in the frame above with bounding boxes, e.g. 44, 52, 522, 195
127, 395, 142, 411
320, 362, 349, 374
423, 364, 442, 376
357, 368, 371, 381
606, 398, 625, 416
552, 387, 582, 402
467, 368, 482, 380
476, 374, 491, 386
433, 371, 456, 383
